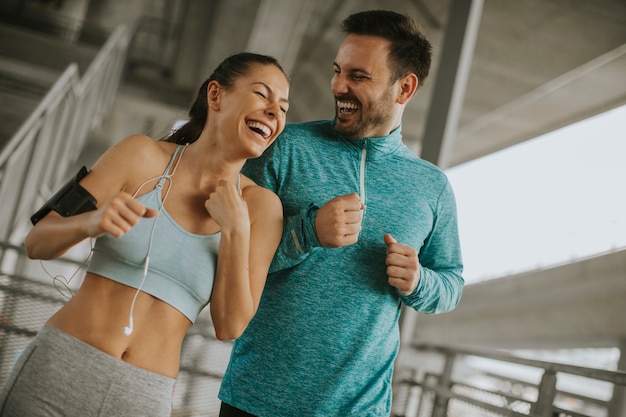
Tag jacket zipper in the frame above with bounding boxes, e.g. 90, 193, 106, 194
359, 145, 367, 207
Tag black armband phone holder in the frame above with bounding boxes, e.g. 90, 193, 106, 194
30, 166, 98, 225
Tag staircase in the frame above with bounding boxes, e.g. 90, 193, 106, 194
0, 21, 125, 246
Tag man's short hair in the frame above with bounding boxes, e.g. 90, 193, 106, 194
342, 10, 432, 87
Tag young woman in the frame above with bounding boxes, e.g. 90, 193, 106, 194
0, 52, 289, 417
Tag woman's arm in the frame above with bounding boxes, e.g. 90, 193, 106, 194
208, 184, 283, 340
24, 135, 159, 260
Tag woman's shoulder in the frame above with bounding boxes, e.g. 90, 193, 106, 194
111, 134, 174, 155
106, 135, 177, 169
87, 135, 178, 193
240, 176, 282, 210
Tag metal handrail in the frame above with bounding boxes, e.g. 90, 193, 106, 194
416, 344, 626, 385
394, 343, 626, 417
0, 24, 129, 247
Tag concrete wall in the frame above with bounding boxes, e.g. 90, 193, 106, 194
411, 249, 626, 350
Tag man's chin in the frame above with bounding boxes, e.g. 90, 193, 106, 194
334, 121, 360, 140
333, 117, 347, 132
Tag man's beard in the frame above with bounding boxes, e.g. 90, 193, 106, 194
334, 87, 394, 140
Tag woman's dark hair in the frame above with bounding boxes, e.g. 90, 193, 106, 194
341, 10, 432, 88
163, 52, 285, 144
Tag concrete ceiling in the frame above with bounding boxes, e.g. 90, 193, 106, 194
199, 0, 626, 168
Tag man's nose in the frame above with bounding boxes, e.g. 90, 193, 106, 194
331, 74, 348, 95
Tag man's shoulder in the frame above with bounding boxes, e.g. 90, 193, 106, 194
394, 148, 451, 186
279, 120, 334, 141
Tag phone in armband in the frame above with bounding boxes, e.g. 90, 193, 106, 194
30, 166, 98, 225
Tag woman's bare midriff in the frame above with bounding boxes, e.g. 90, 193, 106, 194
45, 273, 191, 378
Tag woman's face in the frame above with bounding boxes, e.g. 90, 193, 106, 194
217, 63, 290, 158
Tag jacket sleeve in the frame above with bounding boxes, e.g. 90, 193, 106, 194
241, 142, 323, 274
267, 204, 322, 273
400, 179, 464, 314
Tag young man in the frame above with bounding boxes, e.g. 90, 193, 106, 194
219, 10, 464, 417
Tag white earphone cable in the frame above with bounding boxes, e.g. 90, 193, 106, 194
124, 143, 188, 336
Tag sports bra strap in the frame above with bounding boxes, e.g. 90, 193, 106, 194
156, 144, 184, 189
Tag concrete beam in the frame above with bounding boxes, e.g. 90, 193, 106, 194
412, 249, 626, 349
454, 44, 626, 166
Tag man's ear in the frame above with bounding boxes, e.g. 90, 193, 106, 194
397, 73, 419, 105
207, 80, 222, 110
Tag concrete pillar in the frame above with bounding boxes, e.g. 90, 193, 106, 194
420, 0, 484, 169
171, 0, 219, 90
173, 0, 260, 91
84, 0, 148, 33
244, 0, 315, 76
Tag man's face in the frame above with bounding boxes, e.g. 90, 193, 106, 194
331, 34, 399, 140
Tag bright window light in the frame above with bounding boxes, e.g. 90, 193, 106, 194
446, 104, 626, 284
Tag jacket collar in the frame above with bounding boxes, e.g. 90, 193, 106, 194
333, 123, 404, 159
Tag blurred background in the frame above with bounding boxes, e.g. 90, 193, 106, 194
0, 0, 625, 416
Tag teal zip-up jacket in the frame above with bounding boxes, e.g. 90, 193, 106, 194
219, 120, 464, 417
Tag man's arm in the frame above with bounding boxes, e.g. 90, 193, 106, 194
399, 180, 464, 314
242, 142, 322, 273
268, 204, 321, 272
243, 142, 365, 273
269, 193, 364, 272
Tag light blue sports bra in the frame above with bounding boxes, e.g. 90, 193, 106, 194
87, 145, 220, 323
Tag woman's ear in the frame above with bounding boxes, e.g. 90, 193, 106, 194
207, 80, 222, 111
396, 73, 418, 105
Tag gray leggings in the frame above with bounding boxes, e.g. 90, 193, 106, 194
0, 326, 175, 417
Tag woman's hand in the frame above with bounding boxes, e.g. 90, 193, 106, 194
85, 191, 158, 238
204, 180, 250, 233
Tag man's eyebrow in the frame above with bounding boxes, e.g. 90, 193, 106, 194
332, 62, 372, 76
253, 82, 289, 104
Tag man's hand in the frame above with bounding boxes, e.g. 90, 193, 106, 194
315, 193, 364, 248
384, 234, 420, 295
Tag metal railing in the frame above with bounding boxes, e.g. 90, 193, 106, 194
393, 344, 626, 417
0, 24, 129, 249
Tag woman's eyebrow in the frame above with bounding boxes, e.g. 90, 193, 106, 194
253, 82, 289, 105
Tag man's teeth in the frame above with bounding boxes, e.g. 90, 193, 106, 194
247, 121, 271, 138
337, 101, 359, 109
337, 101, 359, 113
